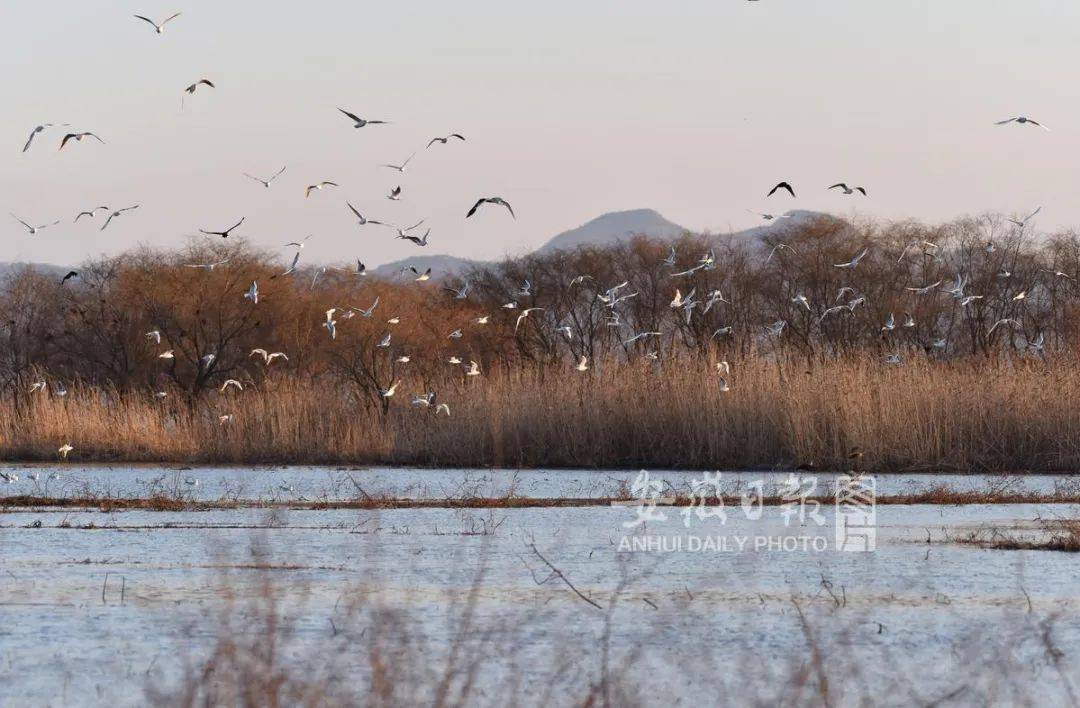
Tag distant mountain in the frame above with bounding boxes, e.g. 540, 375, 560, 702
372, 208, 689, 278
3, 209, 829, 284
536, 208, 686, 254
0, 261, 69, 281
370, 254, 481, 280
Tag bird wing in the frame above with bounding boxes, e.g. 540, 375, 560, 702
346, 201, 364, 220
827, 183, 846, 190
338, 108, 362, 123
23, 128, 37, 152
227, 217, 245, 232
243, 173, 264, 184
133, 14, 157, 26
426, 137, 443, 148
497, 199, 515, 218
162, 12, 182, 24
59, 134, 75, 150
101, 214, 115, 230
270, 166, 286, 180
466, 199, 485, 218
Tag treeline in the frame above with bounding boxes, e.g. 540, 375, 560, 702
1, 212, 1077, 409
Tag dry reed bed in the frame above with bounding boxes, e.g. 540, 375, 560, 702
3, 356, 1080, 471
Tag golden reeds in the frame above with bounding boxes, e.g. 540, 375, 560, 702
4, 354, 1079, 471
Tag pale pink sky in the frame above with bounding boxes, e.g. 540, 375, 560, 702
4, 1, 1079, 266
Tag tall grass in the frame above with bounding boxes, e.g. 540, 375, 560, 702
5, 353, 1079, 471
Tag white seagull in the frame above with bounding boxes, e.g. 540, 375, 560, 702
243, 166, 286, 188
515, 307, 544, 332
338, 109, 390, 128
381, 154, 415, 173
133, 12, 182, 34
833, 248, 869, 269
101, 205, 139, 231
995, 116, 1050, 131
466, 197, 515, 219
11, 213, 59, 235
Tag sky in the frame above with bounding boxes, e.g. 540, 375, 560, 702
3, 1, 1080, 268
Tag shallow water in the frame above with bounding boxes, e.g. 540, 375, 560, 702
0, 463, 1075, 502
3, 470, 1080, 706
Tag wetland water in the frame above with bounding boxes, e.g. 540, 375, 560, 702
2, 466, 1078, 706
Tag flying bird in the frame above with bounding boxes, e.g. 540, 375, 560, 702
60, 271, 78, 285
284, 235, 313, 250
59, 132, 104, 150
184, 79, 215, 94
11, 213, 59, 234
427, 133, 465, 148
766, 243, 798, 262
345, 202, 386, 226
244, 281, 258, 304
515, 307, 544, 332
767, 182, 795, 198
399, 229, 430, 247
277, 251, 301, 277
444, 281, 470, 299
828, 183, 867, 196
199, 217, 245, 238
101, 205, 139, 230
243, 166, 286, 188
1007, 206, 1042, 228
381, 154, 415, 173
995, 116, 1050, 130
388, 186, 402, 201
133, 12, 182, 33
306, 181, 338, 198
352, 296, 379, 318
833, 248, 869, 269
220, 379, 243, 393
466, 197, 515, 219
23, 123, 65, 152
988, 318, 1020, 335
338, 109, 390, 128
184, 258, 230, 271
74, 206, 110, 222
748, 210, 789, 221
905, 280, 942, 295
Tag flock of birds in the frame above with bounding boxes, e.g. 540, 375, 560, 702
6, 11, 1062, 462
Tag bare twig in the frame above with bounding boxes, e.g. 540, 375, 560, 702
526, 543, 602, 610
